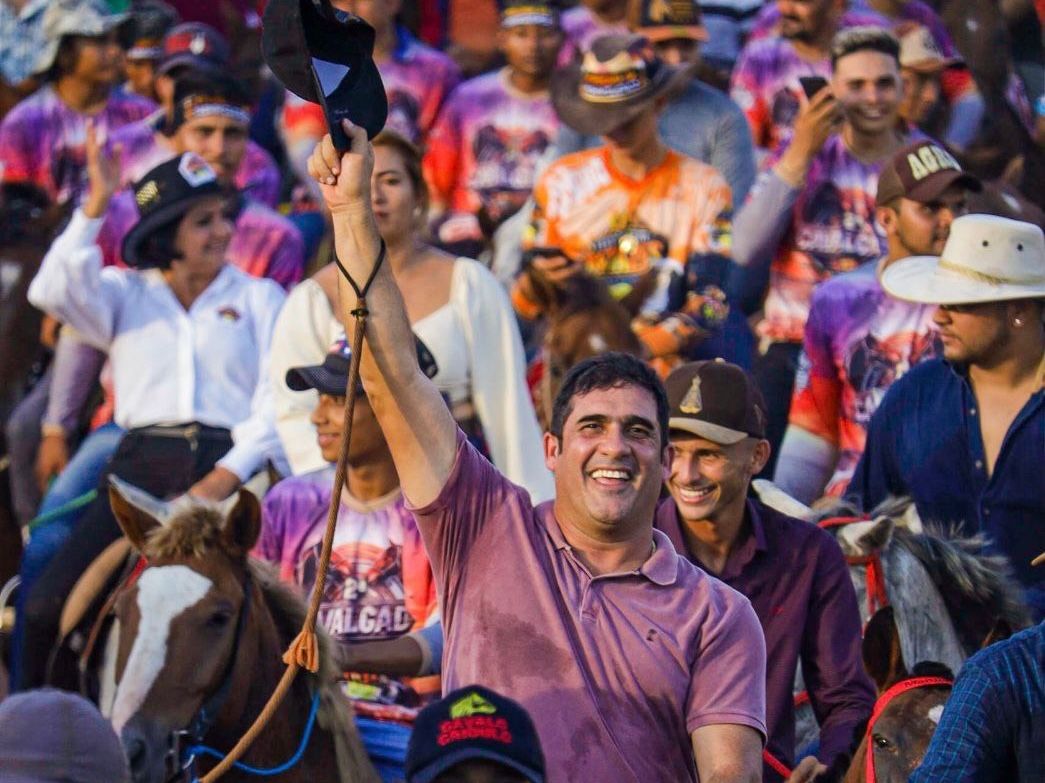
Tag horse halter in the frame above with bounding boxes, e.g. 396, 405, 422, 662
863, 676, 952, 783
166, 568, 254, 783
818, 516, 890, 618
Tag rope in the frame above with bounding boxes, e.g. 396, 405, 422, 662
27, 489, 98, 533
197, 240, 384, 782
187, 690, 321, 778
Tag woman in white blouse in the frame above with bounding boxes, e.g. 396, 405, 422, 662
19, 132, 285, 689
270, 131, 552, 500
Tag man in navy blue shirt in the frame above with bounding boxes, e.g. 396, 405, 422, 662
849, 214, 1045, 619
909, 621, 1044, 782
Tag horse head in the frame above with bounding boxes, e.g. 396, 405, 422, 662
839, 607, 954, 783
106, 477, 263, 782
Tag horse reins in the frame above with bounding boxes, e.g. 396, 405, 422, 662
187, 239, 387, 782
862, 676, 952, 783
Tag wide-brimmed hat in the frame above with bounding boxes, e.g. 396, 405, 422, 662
121, 153, 225, 268
876, 140, 980, 205
156, 22, 229, 76
32, 0, 133, 77
881, 214, 1045, 305
665, 359, 767, 445
550, 33, 694, 136
898, 24, 961, 74
628, 0, 708, 43
263, 0, 387, 142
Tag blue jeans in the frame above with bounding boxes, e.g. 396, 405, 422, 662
9, 422, 123, 690
355, 717, 411, 783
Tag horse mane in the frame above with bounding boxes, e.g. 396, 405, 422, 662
892, 525, 1032, 653
144, 509, 372, 783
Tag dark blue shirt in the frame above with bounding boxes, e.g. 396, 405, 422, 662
909, 622, 1045, 783
848, 359, 1045, 619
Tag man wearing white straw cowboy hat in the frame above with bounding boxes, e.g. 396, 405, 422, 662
849, 214, 1045, 621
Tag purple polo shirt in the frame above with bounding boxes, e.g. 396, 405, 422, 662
655, 498, 875, 780
410, 432, 767, 783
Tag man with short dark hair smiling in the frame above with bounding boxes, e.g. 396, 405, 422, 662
656, 359, 874, 782
308, 119, 767, 782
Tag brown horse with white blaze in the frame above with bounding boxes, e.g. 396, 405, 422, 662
105, 481, 378, 783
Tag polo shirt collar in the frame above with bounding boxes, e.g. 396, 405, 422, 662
540, 504, 679, 586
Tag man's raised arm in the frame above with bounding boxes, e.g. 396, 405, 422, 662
308, 121, 457, 507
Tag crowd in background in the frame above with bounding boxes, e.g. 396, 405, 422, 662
0, 1, 1042, 782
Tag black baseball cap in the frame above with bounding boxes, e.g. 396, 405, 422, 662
406, 685, 545, 783
262, 0, 388, 142
286, 335, 438, 396
664, 359, 767, 445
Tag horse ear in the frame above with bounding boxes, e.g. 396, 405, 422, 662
863, 606, 908, 691
222, 489, 262, 556
108, 477, 163, 552
857, 514, 895, 554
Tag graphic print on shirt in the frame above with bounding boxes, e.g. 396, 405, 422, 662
844, 328, 938, 427
470, 124, 552, 227
587, 213, 668, 300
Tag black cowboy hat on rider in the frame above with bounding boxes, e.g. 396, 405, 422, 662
20, 142, 286, 691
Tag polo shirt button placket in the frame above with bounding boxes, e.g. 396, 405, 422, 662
580, 582, 598, 623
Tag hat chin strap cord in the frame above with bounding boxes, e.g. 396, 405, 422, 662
196, 240, 386, 782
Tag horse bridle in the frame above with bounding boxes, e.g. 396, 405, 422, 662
167, 568, 254, 782
863, 676, 952, 783
818, 516, 890, 619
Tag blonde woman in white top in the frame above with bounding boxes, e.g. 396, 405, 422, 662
271, 131, 552, 500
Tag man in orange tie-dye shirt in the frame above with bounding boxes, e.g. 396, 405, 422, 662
514, 34, 750, 370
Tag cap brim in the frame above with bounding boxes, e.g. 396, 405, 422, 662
550, 60, 694, 136
880, 255, 1045, 305
121, 188, 224, 267
903, 56, 962, 74
410, 747, 543, 783
905, 169, 981, 203
668, 417, 749, 445
285, 365, 353, 396
640, 26, 709, 43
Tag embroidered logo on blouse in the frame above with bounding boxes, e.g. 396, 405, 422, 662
217, 306, 241, 322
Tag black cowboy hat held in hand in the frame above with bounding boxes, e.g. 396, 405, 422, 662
262, 0, 388, 147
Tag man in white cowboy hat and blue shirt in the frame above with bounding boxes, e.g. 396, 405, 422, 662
848, 214, 1045, 621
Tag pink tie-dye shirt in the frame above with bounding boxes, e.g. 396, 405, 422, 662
110, 114, 282, 208
0, 86, 155, 204
423, 68, 559, 243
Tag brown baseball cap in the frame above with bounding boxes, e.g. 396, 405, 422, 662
664, 360, 767, 445
876, 141, 981, 206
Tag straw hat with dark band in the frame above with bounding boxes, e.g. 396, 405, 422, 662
550, 33, 694, 136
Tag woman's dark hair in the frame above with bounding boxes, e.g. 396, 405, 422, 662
136, 219, 183, 269
549, 353, 669, 448
372, 129, 429, 219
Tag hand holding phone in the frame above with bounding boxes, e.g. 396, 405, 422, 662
798, 75, 829, 100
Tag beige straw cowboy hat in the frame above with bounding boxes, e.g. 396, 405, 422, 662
881, 214, 1045, 305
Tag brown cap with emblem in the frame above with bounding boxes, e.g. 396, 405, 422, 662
875, 140, 981, 206
628, 0, 708, 43
664, 360, 766, 445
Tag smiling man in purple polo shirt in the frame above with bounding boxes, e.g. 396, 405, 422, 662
657, 359, 875, 782
308, 123, 767, 782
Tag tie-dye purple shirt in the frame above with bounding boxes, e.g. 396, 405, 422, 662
789, 262, 940, 497
557, 5, 628, 65
0, 85, 155, 204
110, 114, 282, 208
423, 69, 559, 242
96, 191, 304, 290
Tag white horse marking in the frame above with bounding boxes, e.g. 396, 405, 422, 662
927, 705, 944, 725
110, 566, 213, 735
588, 333, 608, 353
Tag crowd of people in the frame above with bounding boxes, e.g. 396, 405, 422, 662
0, 0, 1042, 782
